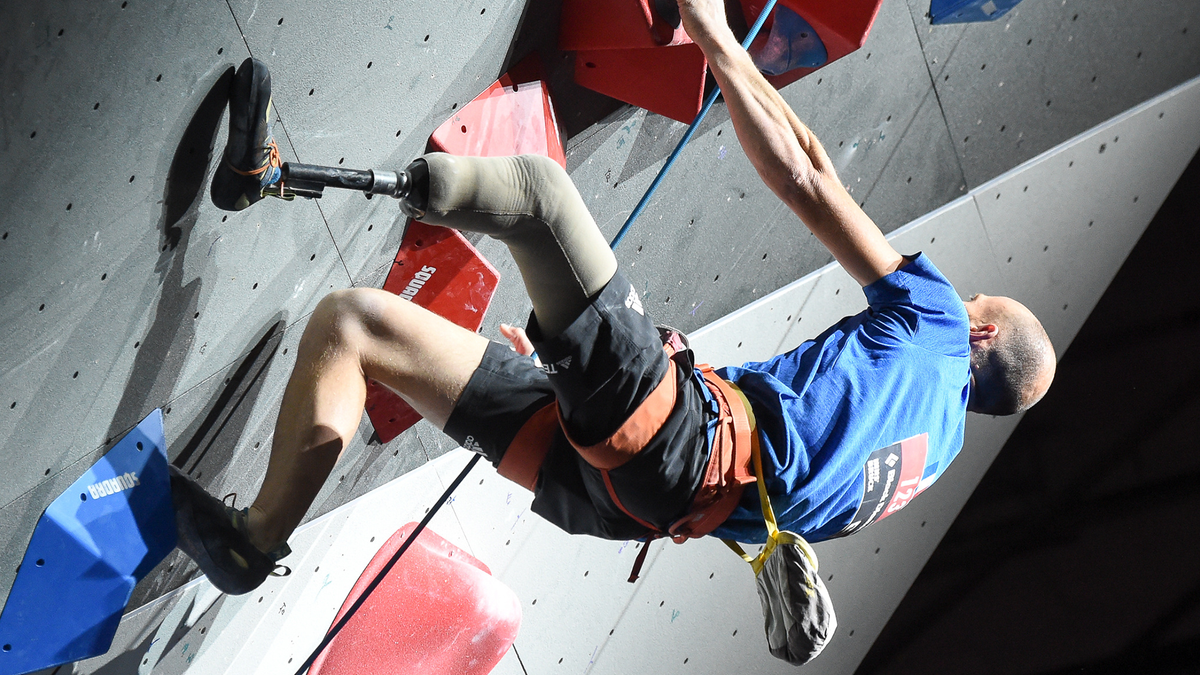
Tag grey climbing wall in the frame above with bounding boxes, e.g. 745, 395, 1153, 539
1, 0, 1199, 671
61, 76, 1200, 674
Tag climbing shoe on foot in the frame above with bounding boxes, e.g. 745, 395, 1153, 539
211, 57, 284, 211
169, 465, 291, 595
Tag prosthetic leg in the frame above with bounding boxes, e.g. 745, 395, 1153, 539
282, 153, 617, 338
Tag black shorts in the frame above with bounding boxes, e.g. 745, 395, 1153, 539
444, 271, 716, 540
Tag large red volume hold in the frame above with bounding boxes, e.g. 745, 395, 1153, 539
430, 79, 566, 168
573, 44, 708, 125
560, 0, 708, 123
363, 64, 566, 443
739, 0, 884, 89
309, 523, 522, 675
559, 0, 691, 50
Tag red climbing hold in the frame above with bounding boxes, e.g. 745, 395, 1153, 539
572, 44, 708, 124
560, 0, 708, 123
364, 63, 565, 443
309, 523, 521, 675
560, 0, 691, 50
430, 76, 566, 168
364, 222, 499, 444
739, 0, 884, 89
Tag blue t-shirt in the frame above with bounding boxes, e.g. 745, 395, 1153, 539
710, 254, 971, 544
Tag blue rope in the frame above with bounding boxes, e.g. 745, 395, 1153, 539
609, 0, 780, 250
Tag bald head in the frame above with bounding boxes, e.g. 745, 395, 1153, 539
964, 294, 1056, 416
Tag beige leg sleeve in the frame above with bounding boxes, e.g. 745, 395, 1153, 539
415, 153, 618, 338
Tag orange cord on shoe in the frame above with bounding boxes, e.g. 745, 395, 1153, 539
228, 138, 282, 177
228, 138, 290, 199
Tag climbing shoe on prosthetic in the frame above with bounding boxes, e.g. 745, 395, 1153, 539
169, 465, 291, 595
211, 57, 284, 211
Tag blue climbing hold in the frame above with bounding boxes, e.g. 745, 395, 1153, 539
930, 0, 1024, 24
751, 6, 828, 76
0, 410, 175, 675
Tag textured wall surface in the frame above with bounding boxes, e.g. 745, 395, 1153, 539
1, 0, 1198, 671
60, 76, 1200, 675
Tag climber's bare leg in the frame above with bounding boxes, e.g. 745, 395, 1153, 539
245, 289, 487, 552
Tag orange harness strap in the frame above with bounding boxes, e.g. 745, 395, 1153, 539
497, 349, 756, 564
665, 365, 755, 540
560, 359, 679, 470
496, 402, 559, 492
600, 362, 755, 582
498, 358, 678, 489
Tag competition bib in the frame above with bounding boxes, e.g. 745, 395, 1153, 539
837, 433, 928, 537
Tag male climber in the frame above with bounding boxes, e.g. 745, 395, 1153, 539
171, 0, 1055, 595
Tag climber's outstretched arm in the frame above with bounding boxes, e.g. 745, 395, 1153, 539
677, 0, 906, 287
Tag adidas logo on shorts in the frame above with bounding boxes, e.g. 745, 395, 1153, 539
542, 356, 572, 374
463, 436, 483, 453
625, 284, 644, 315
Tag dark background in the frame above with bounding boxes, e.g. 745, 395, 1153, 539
859, 150, 1200, 674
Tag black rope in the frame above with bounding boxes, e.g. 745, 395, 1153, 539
294, 453, 481, 675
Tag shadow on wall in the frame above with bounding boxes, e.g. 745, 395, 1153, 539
80, 66, 292, 609
129, 317, 288, 610
101, 66, 234, 446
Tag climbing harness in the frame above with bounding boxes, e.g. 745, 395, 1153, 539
295, 3, 781, 672
497, 331, 757, 583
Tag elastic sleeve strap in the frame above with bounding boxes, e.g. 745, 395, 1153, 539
724, 381, 778, 539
